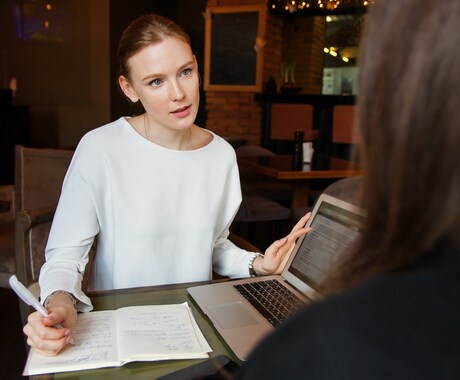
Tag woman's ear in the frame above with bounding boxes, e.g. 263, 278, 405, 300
118, 76, 139, 103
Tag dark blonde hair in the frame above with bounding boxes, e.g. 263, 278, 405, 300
117, 13, 191, 80
322, 0, 460, 294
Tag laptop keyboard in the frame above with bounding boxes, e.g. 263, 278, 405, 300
233, 279, 305, 327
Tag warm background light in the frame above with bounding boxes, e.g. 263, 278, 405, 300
269, 0, 373, 14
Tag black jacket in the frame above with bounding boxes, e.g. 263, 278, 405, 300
235, 259, 460, 379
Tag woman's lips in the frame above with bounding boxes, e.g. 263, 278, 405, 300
171, 105, 191, 118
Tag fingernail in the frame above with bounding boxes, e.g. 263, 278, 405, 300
66, 336, 75, 345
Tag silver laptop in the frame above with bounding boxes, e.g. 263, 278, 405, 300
188, 193, 364, 361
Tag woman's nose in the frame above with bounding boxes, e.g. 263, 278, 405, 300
170, 81, 185, 101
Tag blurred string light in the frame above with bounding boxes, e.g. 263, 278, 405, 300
323, 47, 350, 63
270, 0, 374, 14
45, 3, 52, 30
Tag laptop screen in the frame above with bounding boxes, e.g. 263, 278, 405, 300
288, 198, 364, 290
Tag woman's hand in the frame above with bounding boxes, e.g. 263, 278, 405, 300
23, 293, 77, 356
254, 212, 312, 276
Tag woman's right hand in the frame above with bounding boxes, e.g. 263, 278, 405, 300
23, 295, 77, 356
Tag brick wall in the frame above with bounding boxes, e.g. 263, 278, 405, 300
282, 16, 325, 93
204, 0, 324, 145
264, 11, 283, 87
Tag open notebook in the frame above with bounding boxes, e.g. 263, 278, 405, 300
188, 193, 364, 360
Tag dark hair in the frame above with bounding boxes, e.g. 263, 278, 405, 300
117, 13, 191, 80
322, 0, 460, 294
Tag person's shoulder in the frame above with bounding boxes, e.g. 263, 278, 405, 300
297, 265, 458, 327
73, 118, 131, 161
237, 267, 460, 380
272, 277, 391, 334
205, 130, 236, 154
81, 117, 127, 142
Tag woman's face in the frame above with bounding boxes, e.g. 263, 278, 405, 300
120, 37, 200, 132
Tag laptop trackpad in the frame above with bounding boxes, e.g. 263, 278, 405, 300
208, 302, 259, 329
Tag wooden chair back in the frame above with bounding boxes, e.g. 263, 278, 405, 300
12, 146, 74, 325
332, 105, 360, 144
235, 145, 291, 204
14, 145, 74, 216
2, 146, 73, 290
15, 206, 55, 325
270, 104, 315, 140
0, 185, 15, 288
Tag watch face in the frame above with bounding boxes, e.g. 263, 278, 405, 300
249, 253, 262, 277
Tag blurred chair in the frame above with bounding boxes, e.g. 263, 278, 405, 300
13, 145, 73, 323
331, 105, 361, 161
235, 145, 291, 204
1, 146, 74, 288
270, 103, 316, 141
11, 145, 74, 323
270, 103, 318, 154
228, 232, 261, 253
234, 145, 275, 157
15, 206, 55, 326
0, 184, 15, 288
232, 193, 291, 251
294, 175, 363, 221
233, 145, 291, 248
1, 143, 72, 289
321, 175, 362, 206
14, 145, 74, 213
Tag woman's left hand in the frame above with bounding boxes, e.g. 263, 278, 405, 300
254, 212, 312, 276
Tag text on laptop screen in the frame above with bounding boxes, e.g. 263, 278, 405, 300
289, 201, 364, 289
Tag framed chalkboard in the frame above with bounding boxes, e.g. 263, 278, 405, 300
204, 5, 266, 92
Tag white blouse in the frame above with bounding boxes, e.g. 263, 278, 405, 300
39, 117, 254, 311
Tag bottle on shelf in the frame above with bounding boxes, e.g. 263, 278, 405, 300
292, 130, 304, 170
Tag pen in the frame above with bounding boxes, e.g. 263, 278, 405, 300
9, 275, 63, 328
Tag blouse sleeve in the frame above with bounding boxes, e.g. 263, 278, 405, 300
211, 145, 255, 278
212, 229, 255, 278
39, 136, 104, 312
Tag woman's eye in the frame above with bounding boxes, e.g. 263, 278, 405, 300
149, 79, 162, 86
181, 68, 192, 77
